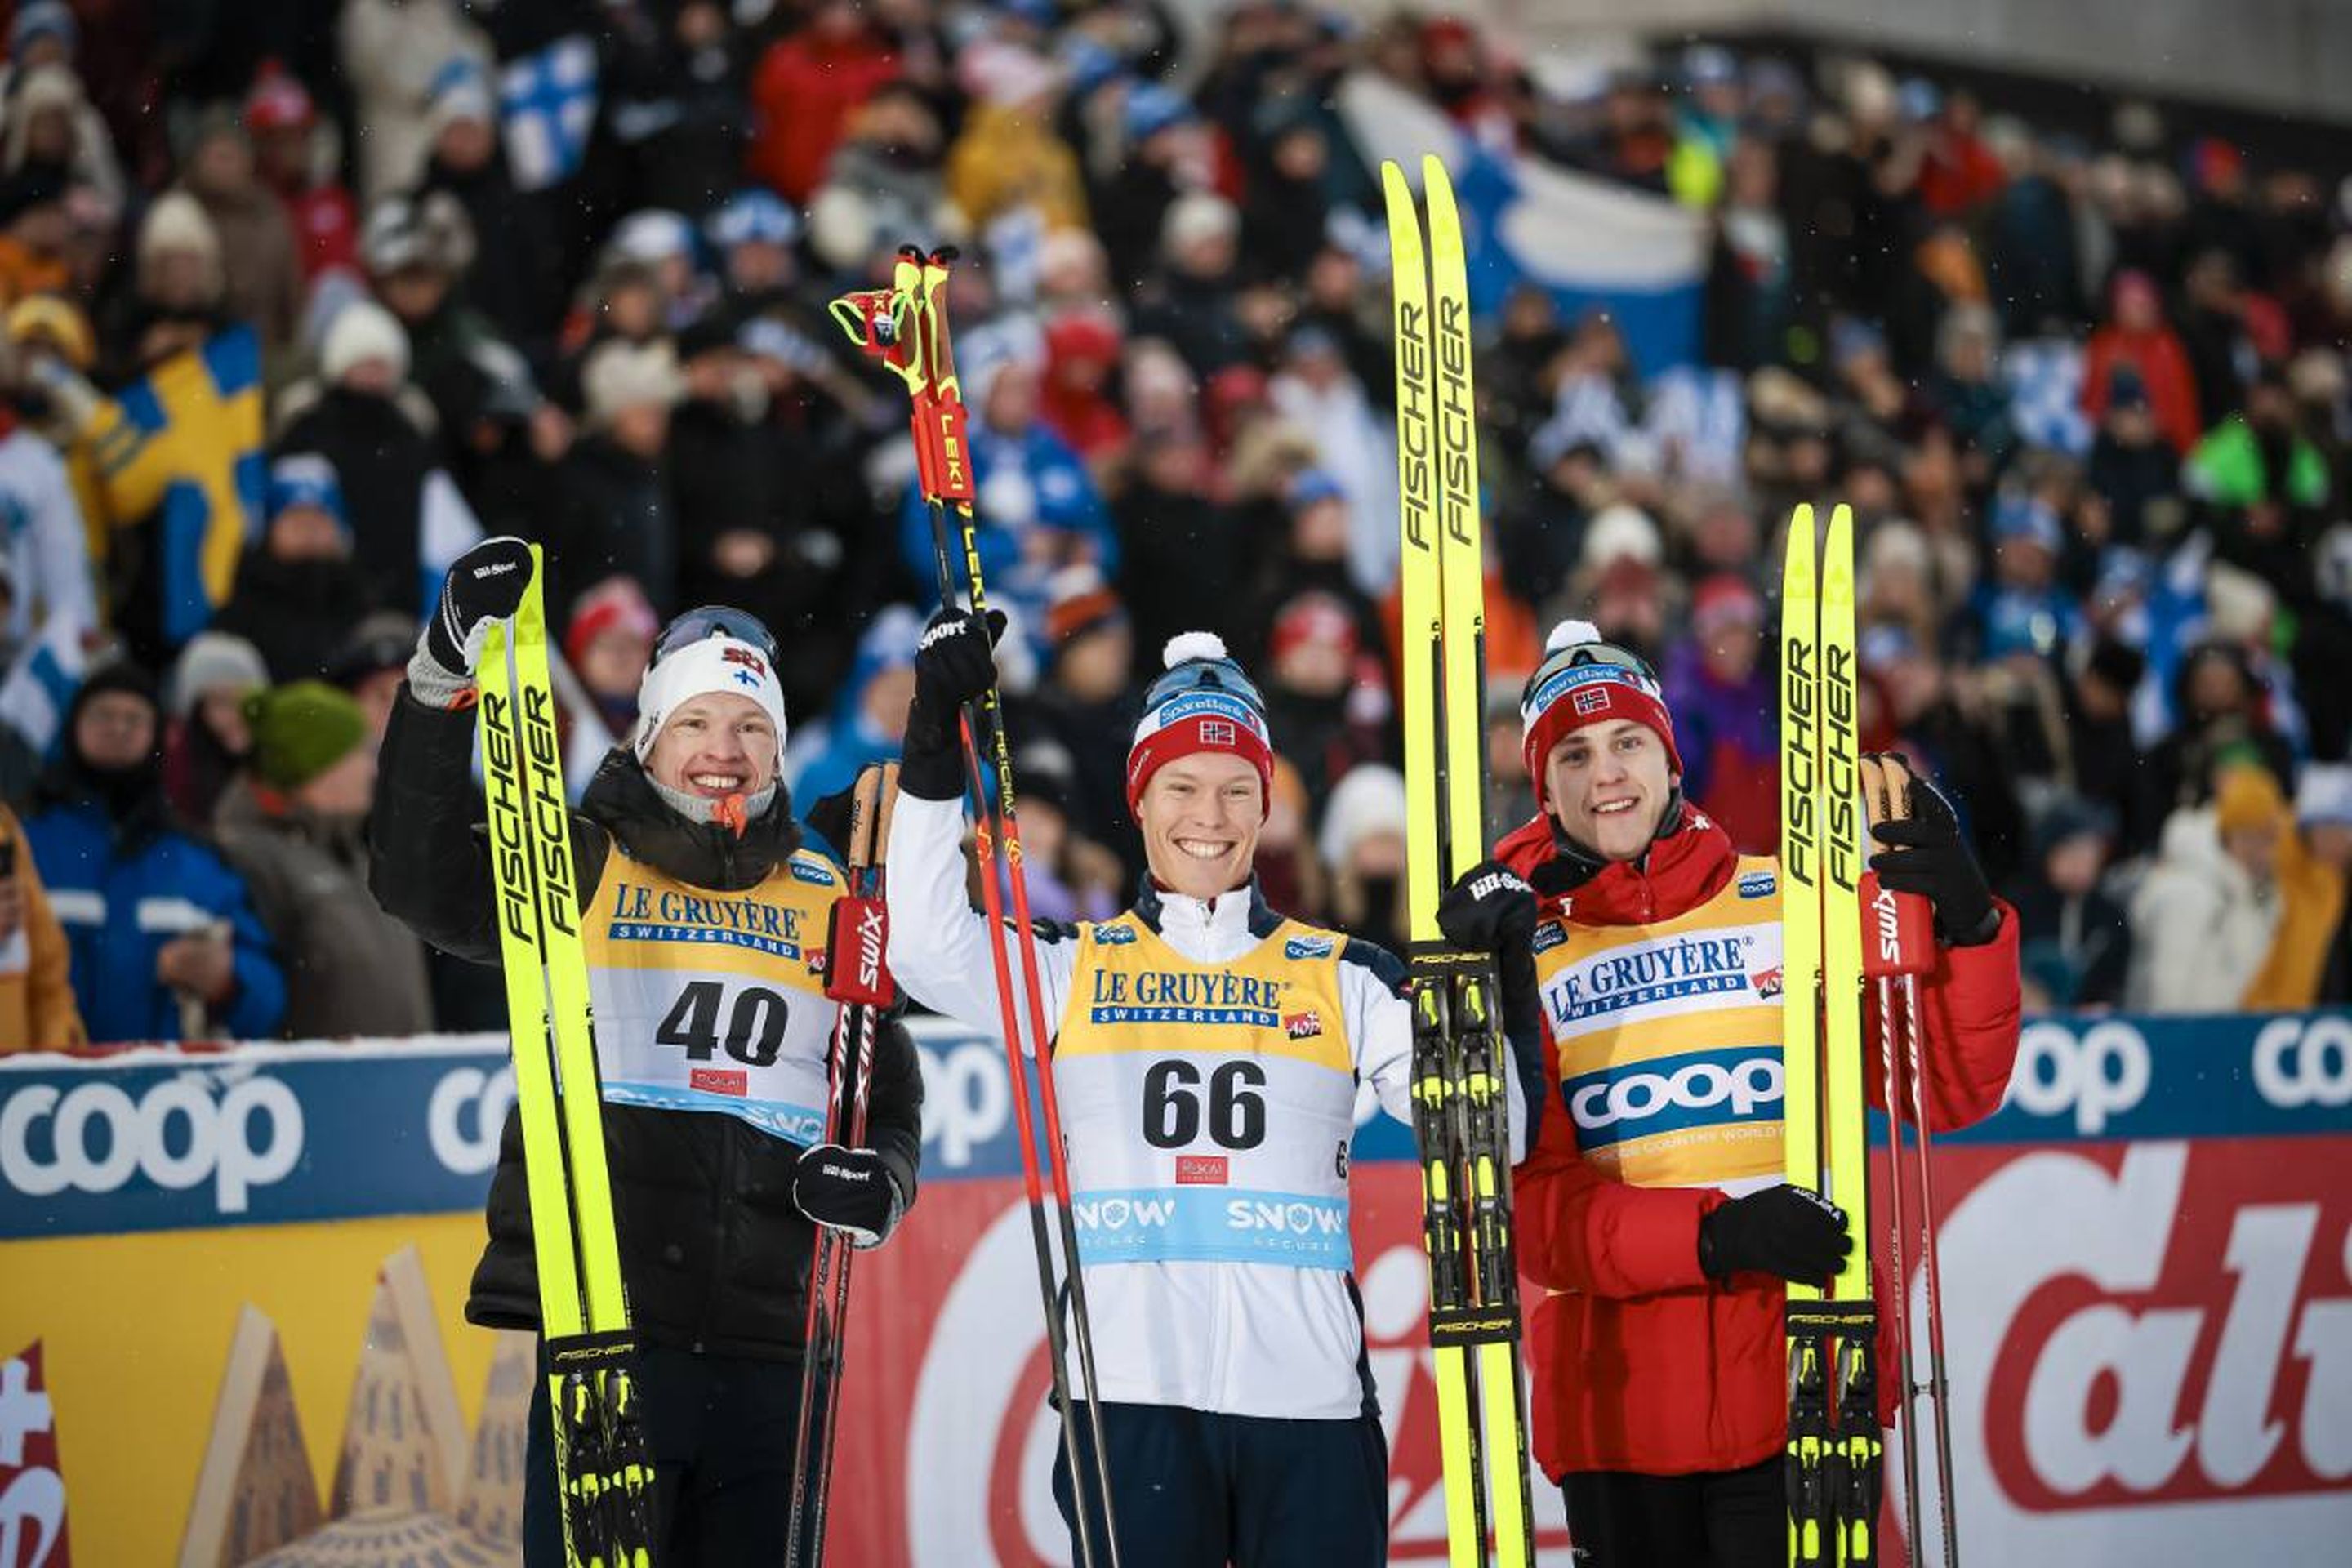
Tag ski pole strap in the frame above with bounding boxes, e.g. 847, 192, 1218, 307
1860, 870, 1935, 978
823, 894, 891, 1009
826, 272, 924, 396
1859, 755, 1935, 977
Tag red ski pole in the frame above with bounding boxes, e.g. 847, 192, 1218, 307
1861, 754, 1962, 1568
787, 763, 898, 1567
834, 247, 1122, 1568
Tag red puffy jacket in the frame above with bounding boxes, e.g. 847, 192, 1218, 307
1498, 806, 2020, 1480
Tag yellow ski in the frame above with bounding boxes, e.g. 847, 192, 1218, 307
1780, 506, 1882, 1566
482, 546, 654, 1568
1390, 154, 1536, 1568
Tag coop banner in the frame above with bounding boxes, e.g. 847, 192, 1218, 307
1, 1014, 2346, 1566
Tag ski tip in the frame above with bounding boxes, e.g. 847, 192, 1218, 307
1162, 630, 1229, 668
1781, 506, 1816, 576
1822, 503, 1855, 571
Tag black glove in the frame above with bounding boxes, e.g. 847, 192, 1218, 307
900, 605, 1005, 801
1864, 760, 1998, 947
1436, 859, 1537, 956
792, 1143, 905, 1250
423, 536, 535, 678
1698, 1183, 1851, 1285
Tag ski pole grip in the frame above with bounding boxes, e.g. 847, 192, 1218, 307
1860, 870, 1934, 978
1858, 755, 1935, 977
824, 895, 893, 1007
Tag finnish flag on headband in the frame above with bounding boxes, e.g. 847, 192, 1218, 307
499, 34, 599, 193
0, 612, 87, 760
1336, 71, 1708, 375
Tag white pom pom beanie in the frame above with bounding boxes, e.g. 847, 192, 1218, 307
1125, 631, 1274, 817
1519, 619, 1682, 800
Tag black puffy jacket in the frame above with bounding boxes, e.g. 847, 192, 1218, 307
368, 690, 923, 1360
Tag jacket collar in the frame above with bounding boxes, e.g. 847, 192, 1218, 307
1132, 874, 1284, 942
581, 747, 801, 892
1498, 793, 1738, 927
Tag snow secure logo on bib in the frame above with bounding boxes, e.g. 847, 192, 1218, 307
1285, 934, 1334, 960
789, 858, 837, 887
1530, 921, 1568, 955
1094, 922, 1138, 946
1738, 871, 1776, 898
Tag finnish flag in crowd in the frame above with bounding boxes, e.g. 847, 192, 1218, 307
2005, 337, 2095, 457
0, 612, 86, 759
499, 34, 599, 193
1337, 72, 1708, 374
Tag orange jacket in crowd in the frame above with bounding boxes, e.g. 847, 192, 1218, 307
0, 803, 87, 1053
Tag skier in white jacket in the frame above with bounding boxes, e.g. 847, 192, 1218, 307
885, 608, 1536, 1567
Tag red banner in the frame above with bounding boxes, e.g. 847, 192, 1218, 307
0, 1343, 68, 1568
820, 1138, 2352, 1566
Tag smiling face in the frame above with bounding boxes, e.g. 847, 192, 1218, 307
1138, 751, 1263, 900
1544, 719, 1676, 862
644, 691, 777, 800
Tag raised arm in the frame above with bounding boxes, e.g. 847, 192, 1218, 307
368, 538, 610, 963
884, 604, 1076, 1041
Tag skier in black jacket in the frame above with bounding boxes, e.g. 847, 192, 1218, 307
368, 537, 923, 1565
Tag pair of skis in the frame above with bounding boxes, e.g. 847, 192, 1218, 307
786, 760, 900, 1566
832, 247, 1126, 1568
1387, 154, 1539, 1568
1779, 506, 1960, 1566
480, 546, 655, 1568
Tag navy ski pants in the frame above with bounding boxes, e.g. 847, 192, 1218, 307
1051, 1400, 1389, 1568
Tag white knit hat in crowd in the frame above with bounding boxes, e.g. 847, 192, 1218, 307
167, 630, 269, 719
582, 338, 683, 428
633, 635, 790, 772
320, 299, 411, 386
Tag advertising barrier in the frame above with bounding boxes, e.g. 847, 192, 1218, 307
2, 1014, 2347, 1565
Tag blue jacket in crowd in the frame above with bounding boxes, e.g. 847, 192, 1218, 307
26, 795, 285, 1044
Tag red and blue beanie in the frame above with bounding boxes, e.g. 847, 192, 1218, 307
1127, 632, 1276, 817
1520, 620, 1682, 802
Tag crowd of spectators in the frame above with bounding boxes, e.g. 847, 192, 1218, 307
0, 0, 2346, 1051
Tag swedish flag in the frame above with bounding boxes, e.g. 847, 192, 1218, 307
85, 326, 265, 649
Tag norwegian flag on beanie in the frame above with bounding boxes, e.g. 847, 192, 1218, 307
1126, 632, 1275, 817
1520, 621, 1682, 801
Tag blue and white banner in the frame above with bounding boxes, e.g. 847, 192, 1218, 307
0, 1036, 510, 1238
499, 33, 599, 193
7, 1013, 2349, 1240
1338, 72, 1708, 374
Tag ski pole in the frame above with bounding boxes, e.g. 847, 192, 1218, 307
1904, 987, 1962, 1568
788, 763, 898, 1566
909, 246, 1124, 1567
1860, 755, 1929, 1564
853, 247, 1109, 1568
1861, 754, 1962, 1568
836, 246, 1122, 1567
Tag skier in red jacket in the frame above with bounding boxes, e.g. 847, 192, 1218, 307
1434, 622, 2020, 1567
